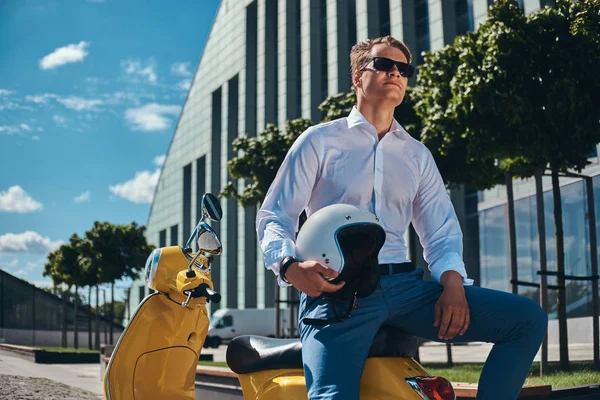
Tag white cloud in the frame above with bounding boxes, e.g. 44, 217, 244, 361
32, 136, 40, 141
74, 191, 91, 203
0, 89, 14, 96
85, 76, 109, 85
0, 258, 19, 269
125, 103, 180, 131
40, 41, 90, 70
14, 262, 40, 277
177, 79, 192, 91
32, 280, 54, 288
56, 96, 102, 111
53, 114, 66, 126
0, 186, 43, 212
0, 231, 62, 253
109, 169, 160, 204
154, 154, 166, 167
121, 59, 157, 83
171, 62, 192, 77
26, 93, 55, 104
0, 125, 21, 135
26, 93, 102, 112
37, 127, 43, 132
20, 123, 31, 131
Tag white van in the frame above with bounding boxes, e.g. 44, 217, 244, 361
205, 308, 293, 348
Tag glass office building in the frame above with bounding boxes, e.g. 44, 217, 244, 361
127, 0, 598, 344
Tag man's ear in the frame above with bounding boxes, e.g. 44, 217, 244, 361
353, 71, 362, 89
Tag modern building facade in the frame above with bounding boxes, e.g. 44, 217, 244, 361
128, 0, 599, 344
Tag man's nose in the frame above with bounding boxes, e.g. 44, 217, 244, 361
387, 68, 401, 78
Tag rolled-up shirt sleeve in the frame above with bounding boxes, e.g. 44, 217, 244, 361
256, 127, 321, 286
411, 146, 474, 286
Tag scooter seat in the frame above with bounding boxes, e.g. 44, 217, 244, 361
226, 325, 419, 374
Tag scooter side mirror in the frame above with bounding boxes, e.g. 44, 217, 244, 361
197, 222, 222, 255
184, 193, 223, 250
201, 193, 223, 222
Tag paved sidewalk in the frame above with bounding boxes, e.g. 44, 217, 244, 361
0, 350, 103, 399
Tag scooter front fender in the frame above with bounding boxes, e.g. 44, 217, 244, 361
104, 293, 209, 400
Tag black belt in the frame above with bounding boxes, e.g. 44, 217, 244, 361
379, 262, 415, 275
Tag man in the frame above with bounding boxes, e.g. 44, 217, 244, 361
256, 36, 547, 400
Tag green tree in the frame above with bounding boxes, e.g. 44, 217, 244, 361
83, 221, 154, 344
43, 235, 87, 348
221, 118, 313, 207
413, 0, 600, 370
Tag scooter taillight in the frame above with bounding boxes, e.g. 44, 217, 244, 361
406, 376, 456, 400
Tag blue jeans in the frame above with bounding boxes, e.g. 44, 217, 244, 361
298, 269, 548, 400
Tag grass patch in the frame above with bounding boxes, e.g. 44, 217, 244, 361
423, 361, 600, 388
197, 360, 600, 388
38, 347, 99, 354
198, 360, 229, 368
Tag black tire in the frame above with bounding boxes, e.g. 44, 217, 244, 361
210, 336, 222, 348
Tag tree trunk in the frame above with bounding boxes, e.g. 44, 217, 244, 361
551, 169, 569, 370
95, 286, 100, 350
88, 286, 92, 350
62, 292, 67, 348
110, 283, 114, 344
535, 170, 549, 376
103, 290, 108, 344
73, 286, 78, 349
506, 172, 519, 294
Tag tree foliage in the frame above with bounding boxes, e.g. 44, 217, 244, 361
82, 221, 154, 284
221, 118, 313, 207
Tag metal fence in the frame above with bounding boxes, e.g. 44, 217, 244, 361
0, 269, 123, 348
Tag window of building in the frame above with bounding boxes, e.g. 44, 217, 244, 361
196, 156, 206, 234
414, 0, 430, 65
265, 0, 278, 124
455, 0, 474, 36
138, 285, 145, 304
478, 177, 600, 320
227, 75, 239, 308
379, 0, 390, 36
210, 87, 222, 310
245, 1, 258, 136
159, 229, 166, 248
170, 224, 178, 246
183, 163, 192, 240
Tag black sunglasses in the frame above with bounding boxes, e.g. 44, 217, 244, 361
363, 57, 415, 78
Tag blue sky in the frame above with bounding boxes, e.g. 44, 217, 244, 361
0, 0, 221, 293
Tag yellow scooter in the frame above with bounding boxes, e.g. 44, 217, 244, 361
103, 192, 455, 400
226, 326, 456, 400
103, 193, 224, 400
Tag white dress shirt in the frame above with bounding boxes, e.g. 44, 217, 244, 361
256, 107, 473, 287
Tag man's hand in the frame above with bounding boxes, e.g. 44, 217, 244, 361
285, 260, 345, 297
434, 271, 470, 340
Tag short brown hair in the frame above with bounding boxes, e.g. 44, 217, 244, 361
350, 36, 412, 88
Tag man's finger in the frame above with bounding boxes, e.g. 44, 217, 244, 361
438, 309, 453, 339
315, 263, 339, 280
433, 302, 442, 328
446, 310, 464, 339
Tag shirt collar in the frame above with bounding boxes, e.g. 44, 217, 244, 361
347, 106, 404, 136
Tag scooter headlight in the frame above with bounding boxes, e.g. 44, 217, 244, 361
144, 248, 162, 289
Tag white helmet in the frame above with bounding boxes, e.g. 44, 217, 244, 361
296, 204, 386, 299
